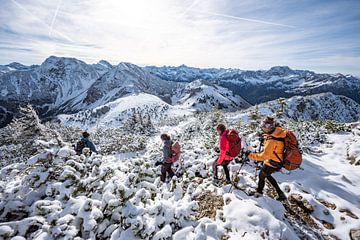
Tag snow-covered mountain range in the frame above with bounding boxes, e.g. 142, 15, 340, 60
1, 56, 360, 128
0, 56, 254, 127
146, 65, 360, 104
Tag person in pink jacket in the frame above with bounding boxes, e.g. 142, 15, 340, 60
213, 124, 233, 183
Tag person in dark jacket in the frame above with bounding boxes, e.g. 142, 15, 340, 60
81, 132, 98, 154
156, 133, 175, 182
213, 124, 233, 184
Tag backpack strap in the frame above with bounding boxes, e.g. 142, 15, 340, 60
265, 135, 285, 165
273, 151, 283, 162
265, 136, 284, 142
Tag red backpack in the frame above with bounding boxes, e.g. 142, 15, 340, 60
226, 130, 242, 158
168, 142, 181, 163
272, 130, 303, 171
74, 140, 86, 155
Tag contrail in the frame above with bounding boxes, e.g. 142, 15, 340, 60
179, 0, 201, 17
191, 9, 296, 28
49, 0, 62, 36
11, 0, 74, 42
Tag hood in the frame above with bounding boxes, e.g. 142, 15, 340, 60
267, 127, 287, 138
221, 129, 230, 137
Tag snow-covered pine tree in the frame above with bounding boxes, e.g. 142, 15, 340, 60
0, 105, 63, 167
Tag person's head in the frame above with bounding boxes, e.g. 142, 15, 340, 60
216, 124, 226, 135
160, 133, 171, 142
260, 116, 276, 133
82, 131, 90, 138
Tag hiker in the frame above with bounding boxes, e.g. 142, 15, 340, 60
155, 133, 175, 182
213, 124, 234, 184
75, 131, 98, 155
246, 117, 286, 201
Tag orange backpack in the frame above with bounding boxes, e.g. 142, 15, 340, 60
271, 130, 303, 171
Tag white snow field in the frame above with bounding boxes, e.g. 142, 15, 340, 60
0, 100, 360, 239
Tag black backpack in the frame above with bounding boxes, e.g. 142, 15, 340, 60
74, 140, 86, 155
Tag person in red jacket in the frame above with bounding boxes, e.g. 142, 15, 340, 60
213, 124, 233, 184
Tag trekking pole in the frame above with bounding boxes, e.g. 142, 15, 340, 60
253, 139, 264, 182
228, 155, 248, 193
254, 164, 259, 181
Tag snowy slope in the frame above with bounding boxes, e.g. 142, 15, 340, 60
285, 93, 360, 122
80, 62, 176, 109
58, 93, 191, 129
275, 133, 360, 237
174, 80, 251, 111
229, 92, 360, 123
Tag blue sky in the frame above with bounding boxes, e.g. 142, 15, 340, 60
0, 0, 359, 74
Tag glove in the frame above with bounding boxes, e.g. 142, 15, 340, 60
155, 161, 163, 167
243, 150, 251, 157
235, 157, 242, 164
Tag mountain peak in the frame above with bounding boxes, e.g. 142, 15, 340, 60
97, 60, 113, 68
115, 62, 141, 71
41, 56, 88, 70
6, 62, 28, 70
268, 66, 292, 73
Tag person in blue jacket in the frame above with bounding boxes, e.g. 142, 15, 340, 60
76, 131, 98, 155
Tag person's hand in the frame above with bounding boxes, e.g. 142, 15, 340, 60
235, 157, 242, 164
243, 150, 251, 157
155, 161, 163, 167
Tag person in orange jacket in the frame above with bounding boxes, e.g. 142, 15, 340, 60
247, 117, 286, 201
213, 124, 234, 184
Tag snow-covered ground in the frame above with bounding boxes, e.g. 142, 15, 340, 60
0, 102, 360, 239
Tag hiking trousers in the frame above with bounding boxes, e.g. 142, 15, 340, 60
213, 160, 231, 181
161, 162, 174, 182
257, 164, 284, 195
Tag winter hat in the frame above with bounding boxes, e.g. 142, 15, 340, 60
260, 116, 275, 129
82, 132, 90, 138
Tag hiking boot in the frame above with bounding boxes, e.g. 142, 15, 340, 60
276, 193, 287, 201
213, 178, 221, 186
226, 179, 232, 184
253, 192, 263, 198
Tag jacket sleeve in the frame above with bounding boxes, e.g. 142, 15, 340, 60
217, 135, 230, 164
85, 139, 97, 153
248, 139, 276, 162
163, 143, 172, 163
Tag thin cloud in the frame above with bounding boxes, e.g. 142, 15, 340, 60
190, 9, 296, 28
10, 0, 74, 43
